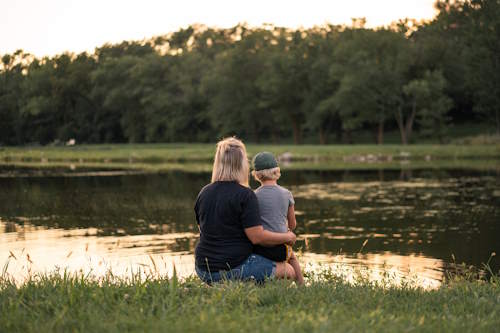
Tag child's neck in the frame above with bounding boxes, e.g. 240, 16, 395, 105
260, 180, 277, 186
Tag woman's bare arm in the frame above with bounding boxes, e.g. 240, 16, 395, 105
244, 225, 296, 246
287, 205, 297, 230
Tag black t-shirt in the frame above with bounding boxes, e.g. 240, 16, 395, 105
194, 181, 262, 271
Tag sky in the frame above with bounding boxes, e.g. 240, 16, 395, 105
2, 0, 438, 57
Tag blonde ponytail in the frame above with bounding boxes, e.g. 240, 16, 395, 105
211, 137, 249, 186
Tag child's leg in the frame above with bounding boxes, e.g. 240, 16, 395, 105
289, 251, 304, 285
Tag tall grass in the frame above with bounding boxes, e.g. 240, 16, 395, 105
1, 264, 498, 333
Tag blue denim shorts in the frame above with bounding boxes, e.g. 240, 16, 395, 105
195, 254, 276, 284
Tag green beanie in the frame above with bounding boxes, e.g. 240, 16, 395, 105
252, 151, 278, 171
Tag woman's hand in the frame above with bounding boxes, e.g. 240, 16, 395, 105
285, 231, 296, 246
245, 226, 296, 246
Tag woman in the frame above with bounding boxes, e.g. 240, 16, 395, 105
194, 137, 297, 283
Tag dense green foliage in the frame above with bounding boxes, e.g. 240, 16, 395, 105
0, 269, 499, 333
1, 0, 499, 145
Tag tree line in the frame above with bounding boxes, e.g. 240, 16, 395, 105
1, 0, 499, 145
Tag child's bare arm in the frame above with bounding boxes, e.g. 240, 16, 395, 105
287, 205, 297, 230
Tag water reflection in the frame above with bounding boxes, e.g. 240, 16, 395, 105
303, 252, 444, 289
1, 221, 443, 288
290, 174, 499, 270
0, 167, 499, 286
0, 221, 197, 280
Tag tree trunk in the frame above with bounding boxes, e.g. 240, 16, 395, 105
253, 124, 260, 143
291, 119, 302, 144
253, 132, 260, 143
271, 130, 279, 144
372, 128, 378, 144
377, 119, 384, 145
400, 129, 408, 145
335, 127, 342, 143
319, 127, 327, 145
395, 107, 407, 145
344, 130, 353, 144
405, 99, 417, 144
496, 108, 500, 136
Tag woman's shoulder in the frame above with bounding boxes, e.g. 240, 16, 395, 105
199, 181, 255, 196
225, 182, 258, 203
197, 182, 214, 195
234, 182, 257, 197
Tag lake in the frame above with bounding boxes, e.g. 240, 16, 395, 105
1, 164, 499, 288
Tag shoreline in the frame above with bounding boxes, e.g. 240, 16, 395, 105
0, 143, 499, 168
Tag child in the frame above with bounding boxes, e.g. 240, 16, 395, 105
251, 151, 304, 285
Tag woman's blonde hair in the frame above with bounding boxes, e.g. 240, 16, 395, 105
211, 137, 249, 186
252, 167, 281, 182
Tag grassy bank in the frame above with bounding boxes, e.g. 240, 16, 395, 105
1, 158, 500, 176
1, 270, 499, 333
1, 143, 499, 164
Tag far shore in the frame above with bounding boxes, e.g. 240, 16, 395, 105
1, 143, 499, 165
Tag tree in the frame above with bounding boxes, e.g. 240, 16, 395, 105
0, 51, 30, 144
304, 26, 342, 144
204, 27, 281, 142
432, 0, 500, 134
463, 0, 500, 134
259, 28, 311, 144
0, 13, 495, 146
400, 70, 452, 144
90, 55, 142, 142
330, 28, 409, 144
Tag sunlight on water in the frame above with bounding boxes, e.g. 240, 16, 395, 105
1, 221, 444, 288
0, 221, 197, 281
302, 252, 444, 289
0, 168, 499, 287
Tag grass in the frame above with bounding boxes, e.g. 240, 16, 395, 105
0, 143, 498, 175
452, 134, 500, 145
0, 143, 499, 164
1, 158, 500, 176
0, 267, 499, 333
1, 142, 498, 332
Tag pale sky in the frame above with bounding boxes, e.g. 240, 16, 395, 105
2, 0, 437, 57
